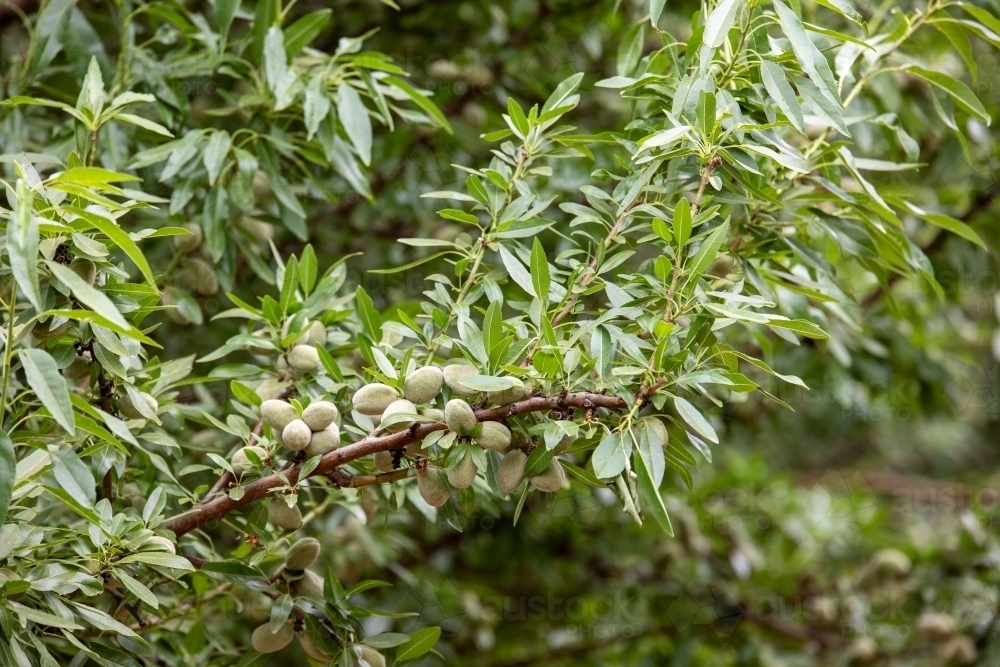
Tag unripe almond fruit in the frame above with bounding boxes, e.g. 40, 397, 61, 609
530, 459, 566, 492
305, 425, 340, 457
292, 569, 324, 598
442, 363, 478, 397
268, 497, 302, 530
261, 399, 298, 432
173, 222, 203, 253
447, 451, 478, 489
231, 446, 268, 476
284, 537, 321, 570
302, 401, 338, 431
282, 419, 312, 451
403, 366, 444, 404
300, 634, 335, 662
161, 288, 191, 325
119, 392, 158, 419
423, 407, 444, 422
251, 622, 294, 654
916, 612, 955, 638
352, 383, 398, 417
180, 258, 219, 296
356, 646, 386, 667
416, 468, 450, 507
63, 353, 92, 380
287, 345, 320, 373
69, 258, 97, 286
937, 635, 976, 664
305, 320, 327, 346
498, 450, 527, 493
475, 421, 511, 451
871, 548, 911, 575
143, 535, 176, 555
381, 399, 417, 433
444, 399, 476, 434
374, 450, 395, 472
488, 377, 528, 406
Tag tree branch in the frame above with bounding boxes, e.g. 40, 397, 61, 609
165, 392, 626, 537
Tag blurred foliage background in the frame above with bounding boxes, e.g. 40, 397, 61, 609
1, 0, 998, 664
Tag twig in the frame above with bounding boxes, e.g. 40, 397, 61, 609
550, 200, 641, 329
200, 386, 294, 504
165, 392, 626, 537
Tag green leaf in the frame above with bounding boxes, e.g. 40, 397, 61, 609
46, 261, 127, 329
592, 432, 627, 479
299, 244, 318, 294
437, 208, 479, 225
113, 571, 159, 609
560, 459, 606, 488
506, 97, 530, 137
617, 21, 645, 77
67, 207, 157, 288
395, 627, 441, 662
773, 0, 839, 104
812, 0, 865, 27
650, 0, 667, 26
47, 309, 159, 347
118, 551, 195, 571
19, 349, 75, 434
251, 0, 280, 61
77, 57, 105, 117
906, 65, 990, 125
50, 448, 95, 508
384, 76, 453, 134
530, 238, 550, 304
902, 202, 985, 249
674, 396, 718, 443
270, 594, 293, 633
0, 430, 14, 524
362, 633, 411, 649
767, 319, 830, 340
9, 179, 43, 312
52, 167, 139, 186
231, 381, 263, 407
760, 60, 805, 133
355, 287, 382, 341
215, 0, 240, 42
202, 131, 231, 186
634, 446, 674, 535
90, 643, 143, 667
338, 84, 373, 166
7, 601, 82, 630
279, 256, 299, 315
369, 251, 456, 275
523, 444, 554, 478
498, 245, 536, 298
699, 0, 743, 66
284, 9, 332, 56
682, 220, 730, 292
542, 73, 583, 113
673, 197, 692, 248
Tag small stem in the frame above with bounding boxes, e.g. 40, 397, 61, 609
549, 200, 641, 330
0, 283, 18, 430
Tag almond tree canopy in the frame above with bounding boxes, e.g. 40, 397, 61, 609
0, 1, 998, 665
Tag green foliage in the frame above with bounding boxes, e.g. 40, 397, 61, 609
0, 0, 997, 665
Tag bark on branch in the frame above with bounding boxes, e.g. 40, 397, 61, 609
165, 391, 626, 537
